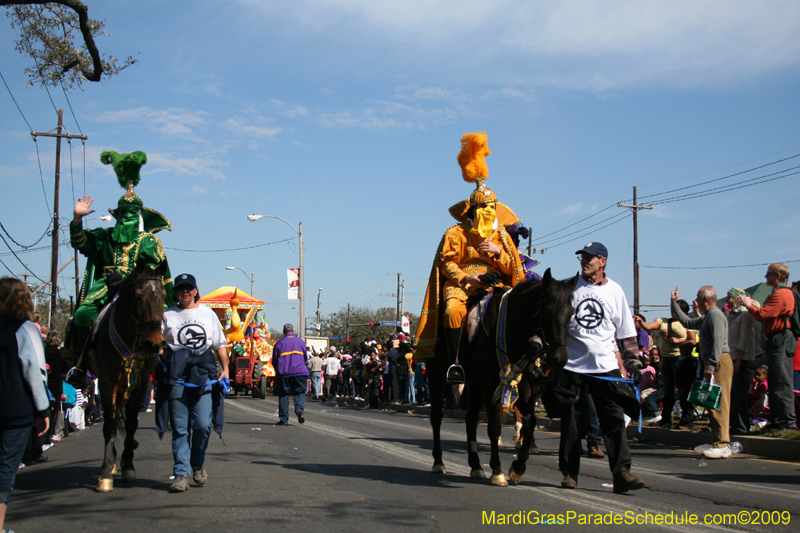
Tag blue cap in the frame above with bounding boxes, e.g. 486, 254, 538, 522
174, 273, 197, 289
283, 323, 294, 332
575, 242, 608, 258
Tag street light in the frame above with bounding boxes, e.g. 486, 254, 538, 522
316, 287, 323, 335
247, 214, 305, 338
225, 266, 254, 296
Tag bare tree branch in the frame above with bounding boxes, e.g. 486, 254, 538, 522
3, 0, 135, 88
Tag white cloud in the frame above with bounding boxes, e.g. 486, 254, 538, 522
224, 117, 282, 139
234, 0, 800, 89
145, 153, 228, 181
92, 107, 210, 140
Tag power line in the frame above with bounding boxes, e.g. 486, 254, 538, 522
60, 80, 83, 133
0, 220, 51, 249
545, 212, 630, 249
641, 259, 800, 270
536, 211, 629, 246
0, 69, 34, 131
0, 256, 16, 277
0, 245, 49, 257
33, 138, 52, 217
639, 152, 800, 201
651, 168, 800, 205
165, 237, 294, 253
530, 202, 618, 241
0, 232, 46, 282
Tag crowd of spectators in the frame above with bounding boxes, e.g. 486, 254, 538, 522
306, 330, 429, 409
630, 263, 800, 447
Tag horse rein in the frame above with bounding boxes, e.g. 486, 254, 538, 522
118, 274, 165, 352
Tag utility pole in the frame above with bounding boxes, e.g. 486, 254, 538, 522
400, 280, 405, 318
617, 186, 653, 316
346, 303, 350, 346
32, 110, 87, 327
396, 273, 401, 320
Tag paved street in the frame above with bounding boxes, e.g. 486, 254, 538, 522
9, 396, 799, 532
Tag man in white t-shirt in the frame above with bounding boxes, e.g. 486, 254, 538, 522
322, 349, 341, 401
554, 242, 644, 494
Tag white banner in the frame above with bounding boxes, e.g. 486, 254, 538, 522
287, 268, 299, 300
402, 315, 410, 334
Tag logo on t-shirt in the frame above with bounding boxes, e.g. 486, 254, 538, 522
574, 298, 605, 330
177, 324, 207, 350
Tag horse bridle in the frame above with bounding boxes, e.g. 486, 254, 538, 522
478, 299, 566, 362
120, 273, 165, 351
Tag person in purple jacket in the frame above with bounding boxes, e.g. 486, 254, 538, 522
273, 323, 310, 425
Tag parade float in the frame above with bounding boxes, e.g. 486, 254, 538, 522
197, 286, 274, 398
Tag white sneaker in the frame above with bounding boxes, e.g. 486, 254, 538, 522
643, 415, 662, 426
703, 445, 731, 459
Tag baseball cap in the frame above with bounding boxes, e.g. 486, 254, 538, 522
575, 242, 608, 258
174, 273, 197, 289
283, 323, 294, 332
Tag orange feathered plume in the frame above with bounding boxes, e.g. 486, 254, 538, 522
457, 132, 491, 183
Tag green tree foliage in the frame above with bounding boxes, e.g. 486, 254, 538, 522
2, 0, 136, 90
315, 305, 419, 350
32, 292, 71, 342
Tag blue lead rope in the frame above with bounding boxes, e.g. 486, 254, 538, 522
587, 375, 642, 433
183, 376, 230, 396
157, 352, 230, 395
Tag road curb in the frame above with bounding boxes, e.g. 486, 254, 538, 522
327, 397, 800, 462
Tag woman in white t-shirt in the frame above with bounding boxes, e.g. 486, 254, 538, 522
159, 273, 229, 493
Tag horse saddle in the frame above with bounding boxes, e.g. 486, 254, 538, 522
466, 289, 495, 344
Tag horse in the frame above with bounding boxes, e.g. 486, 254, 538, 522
427, 268, 576, 485
88, 262, 168, 492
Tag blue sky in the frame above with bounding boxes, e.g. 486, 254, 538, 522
2, 0, 799, 332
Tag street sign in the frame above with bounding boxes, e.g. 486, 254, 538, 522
327, 335, 346, 339
379, 321, 402, 327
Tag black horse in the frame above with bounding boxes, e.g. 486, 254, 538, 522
89, 262, 167, 492
427, 268, 576, 485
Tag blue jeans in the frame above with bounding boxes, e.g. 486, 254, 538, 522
310, 372, 321, 398
277, 375, 308, 423
643, 390, 664, 418
406, 372, 416, 404
0, 424, 33, 504
169, 382, 212, 477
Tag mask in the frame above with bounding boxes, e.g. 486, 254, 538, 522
111, 208, 141, 244
470, 203, 497, 240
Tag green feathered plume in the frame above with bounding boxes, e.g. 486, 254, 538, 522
100, 150, 147, 189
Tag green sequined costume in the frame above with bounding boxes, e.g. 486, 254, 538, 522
71, 150, 176, 328
71, 223, 175, 327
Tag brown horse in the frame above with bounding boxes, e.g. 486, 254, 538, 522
427, 268, 576, 485
89, 262, 167, 492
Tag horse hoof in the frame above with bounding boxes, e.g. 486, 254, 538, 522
490, 473, 508, 486
111, 464, 119, 476
515, 441, 522, 450
96, 478, 114, 492
432, 464, 447, 475
509, 466, 525, 485
121, 469, 136, 482
530, 445, 539, 455
470, 467, 486, 479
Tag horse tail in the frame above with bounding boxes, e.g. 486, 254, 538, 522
115, 415, 127, 436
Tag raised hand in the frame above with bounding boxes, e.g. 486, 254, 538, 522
74, 195, 95, 219
670, 287, 679, 303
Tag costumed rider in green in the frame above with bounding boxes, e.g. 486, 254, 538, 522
69, 150, 175, 363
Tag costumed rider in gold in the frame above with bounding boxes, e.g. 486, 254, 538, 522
414, 132, 525, 383
69, 150, 175, 364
